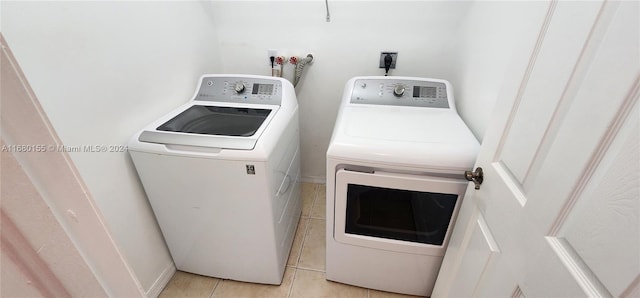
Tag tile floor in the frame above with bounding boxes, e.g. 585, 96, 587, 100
158, 183, 421, 298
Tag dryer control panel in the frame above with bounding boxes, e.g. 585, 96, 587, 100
350, 78, 450, 108
194, 76, 283, 105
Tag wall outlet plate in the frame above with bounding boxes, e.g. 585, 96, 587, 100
379, 52, 398, 69
267, 49, 278, 66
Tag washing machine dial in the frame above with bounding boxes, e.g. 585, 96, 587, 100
234, 82, 246, 94
393, 85, 405, 97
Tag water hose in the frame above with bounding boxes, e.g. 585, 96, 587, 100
293, 54, 314, 87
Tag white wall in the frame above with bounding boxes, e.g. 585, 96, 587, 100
206, 0, 544, 179
448, 1, 551, 142
2, 1, 221, 294
207, 1, 472, 181
1, 0, 551, 293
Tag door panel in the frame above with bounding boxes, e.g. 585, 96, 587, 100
554, 106, 639, 296
433, 1, 639, 297
448, 213, 499, 297
498, 1, 603, 185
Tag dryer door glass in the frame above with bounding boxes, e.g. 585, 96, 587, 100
345, 184, 458, 246
157, 105, 271, 137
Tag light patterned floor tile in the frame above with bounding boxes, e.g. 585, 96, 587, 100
290, 269, 367, 298
158, 184, 423, 298
158, 271, 218, 298
298, 218, 325, 271
369, 289, 425, 298
301, 183, 317, 217
287, 217, 309, 267
211, 266, 295, 298
310, 185, 326, 219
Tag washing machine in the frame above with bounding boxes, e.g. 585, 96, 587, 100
326, 76, 479, 296
128, 74, 301, 285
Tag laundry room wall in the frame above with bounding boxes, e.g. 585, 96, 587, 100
205, 1, 473, 182
1, 0, 555, 293
206, 0, 547, 181
2, 1, 221, 295
447, 1, 551, 142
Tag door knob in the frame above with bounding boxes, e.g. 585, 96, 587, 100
464, 167, 484, 190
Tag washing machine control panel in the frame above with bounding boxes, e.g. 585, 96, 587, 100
194, 76, 282, 105
350, 79, 450, 108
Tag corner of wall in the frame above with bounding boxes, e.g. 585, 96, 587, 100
145, 262, 176, 298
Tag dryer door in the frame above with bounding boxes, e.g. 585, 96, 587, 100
334, 169, 467, 256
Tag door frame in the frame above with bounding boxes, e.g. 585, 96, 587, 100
1, 34, 144, 297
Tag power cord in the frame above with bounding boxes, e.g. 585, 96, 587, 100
384, 53, 393, 76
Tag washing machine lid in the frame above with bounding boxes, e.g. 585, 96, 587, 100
157, 105, 271, 137
328, 105, 480, 170
138, 102, 278, 150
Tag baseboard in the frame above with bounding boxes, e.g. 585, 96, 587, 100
145, 262, 176, 298
300, 176, 326, 184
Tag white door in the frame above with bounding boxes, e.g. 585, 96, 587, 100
433, 1, 639, 297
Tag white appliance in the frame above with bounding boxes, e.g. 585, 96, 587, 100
326, 76, 479, 296
129, 74, 301, 285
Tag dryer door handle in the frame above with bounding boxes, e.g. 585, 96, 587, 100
464, 167, 484, 190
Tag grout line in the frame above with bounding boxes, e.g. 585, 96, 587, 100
295, 266, 326, 273
286, 267, 297, 298
300, 183, 317, 219
290, 217, 307, 267
295, 185, 323, 278
295, 216, 313, 269
308, 183, 325, 220
308, 183, 319, 215
296, 183, 321, 269
208, 279, 220, 298
289, 182, 320, 266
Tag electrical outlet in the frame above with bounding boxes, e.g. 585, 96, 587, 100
379, 52, 398, 69
267, 49, 278, 66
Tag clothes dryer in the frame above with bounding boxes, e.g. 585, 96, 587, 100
326, 76, 479, 296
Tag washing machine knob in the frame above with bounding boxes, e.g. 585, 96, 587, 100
393, 85, 405, 97
234, 82, 246, 94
